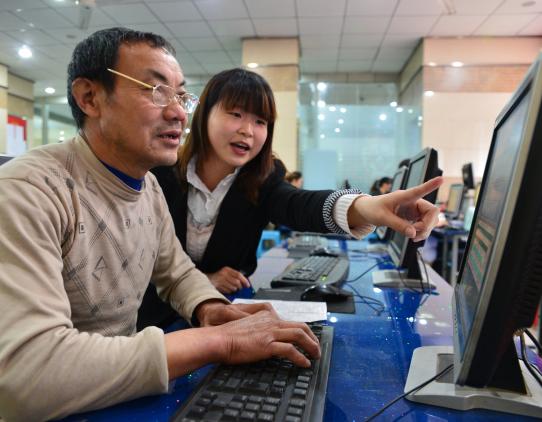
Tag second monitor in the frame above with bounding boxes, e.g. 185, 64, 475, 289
372, 147, 442, 289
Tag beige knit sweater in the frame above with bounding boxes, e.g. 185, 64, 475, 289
0, 135, 227, 421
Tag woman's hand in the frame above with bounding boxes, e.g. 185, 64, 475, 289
207, 266, 251, 294
349, 177, 443, 242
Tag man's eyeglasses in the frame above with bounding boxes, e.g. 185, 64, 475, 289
107, 68, 199, 114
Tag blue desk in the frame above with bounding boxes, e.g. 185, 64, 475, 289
63, 239, 541, 422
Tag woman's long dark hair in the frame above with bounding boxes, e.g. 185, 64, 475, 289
177, 68, 277, 203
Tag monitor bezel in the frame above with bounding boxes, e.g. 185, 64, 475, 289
376, 165, 409, 240
453, 55, 542, 388
461, 162, 474, 190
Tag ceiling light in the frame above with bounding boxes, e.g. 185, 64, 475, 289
340, 107, 346, 113
185, 128, 191, 134
16, 8, 22, 12
60, 131, 65, 135
338, 118, 344, 124
379, 113, 387, 121
418, 116, 423, 121
317, 82, 327, 92
44, 87, 55, 94
328, 106, 336, 112
246, 62, 258, 69
320, 134, 325, 139
318, 113, 325, 121
424, 90, 435, 97
18, 45, 32, 59
317, 100, 326, 108
428, 61, 437, 67
396, 107, 404, 113
408, 109, 413, 114
59, 136, 65, 141
28, 23, 34, 27
451, 61, 464, 67
389, 101, 398, 107
334, 128, 340, 133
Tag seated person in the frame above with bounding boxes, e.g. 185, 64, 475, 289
0, 28, 321, 421
144, 68, 443, 327
285, 170, 303, 188
369, 176, 392, 196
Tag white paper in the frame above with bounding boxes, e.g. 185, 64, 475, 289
233, 298, 327, 322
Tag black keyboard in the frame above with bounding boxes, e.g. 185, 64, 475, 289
170, 324, 333, 422
271, 256, 349, 288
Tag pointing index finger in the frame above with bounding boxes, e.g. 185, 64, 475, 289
400, 176, 443, 202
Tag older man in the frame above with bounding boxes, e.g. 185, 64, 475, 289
0, 28, 319, 421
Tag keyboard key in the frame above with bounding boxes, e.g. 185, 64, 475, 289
187, 406, 205, 417
248, 396, 264, 404
240, 410, 257, 420
224, 378, 241, 390
196, 397, 211, 407
297, 375, 310, 383
258, 412, 274, 421
287, 407, 303, 416
245, 402, 261, 412
285, 417, 301, 422
240, 380, 269, 394
228, 401, 243, 410
262, 404, 278, 413
265, 397, 281, 405
295, 381, 309, 389
223, 409, 240, 420
289, 398, 306, 408
210, 399, 228, 409
293, 388, 307, 397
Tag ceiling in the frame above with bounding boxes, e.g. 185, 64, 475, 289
0, 0, 541, 98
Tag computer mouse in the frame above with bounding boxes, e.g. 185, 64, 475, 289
300, 284, 352, 303
310, 247, 339, 257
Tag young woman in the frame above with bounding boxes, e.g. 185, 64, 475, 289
139, 68, 441, 328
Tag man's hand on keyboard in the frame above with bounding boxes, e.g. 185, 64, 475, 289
348, 176, 443, 242
195, 300, 279, 326
215, 310, 321, 368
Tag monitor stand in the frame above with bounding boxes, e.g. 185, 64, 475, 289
371, 269, 436, 289
405, 346, 542, 418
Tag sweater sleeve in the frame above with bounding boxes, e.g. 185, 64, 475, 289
150, 191, 229, 322
0, 180, 168, 422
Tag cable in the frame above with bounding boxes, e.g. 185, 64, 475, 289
348, 283, 387, 316
417, 249, 432, 293
364, 364, 453, 422
519, 332, 542, 387
524, 329, 542, 356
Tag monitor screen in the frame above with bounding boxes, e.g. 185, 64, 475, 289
446, 184, 464, 217
456, 88, 531, 360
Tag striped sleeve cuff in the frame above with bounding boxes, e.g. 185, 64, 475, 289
324, 191, 376, 239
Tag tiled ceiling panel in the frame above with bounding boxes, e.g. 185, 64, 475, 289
0, 0, 537, 97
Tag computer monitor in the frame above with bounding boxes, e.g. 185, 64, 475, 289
461, 162, 474, 190
376, 166, 408, 241
372, 148, 441, 288
405, 53, 542, 417
445, 183, 464, 220
0, 155, 13, 166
